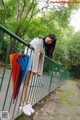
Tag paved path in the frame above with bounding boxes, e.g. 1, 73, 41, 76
33, 80, 80, 120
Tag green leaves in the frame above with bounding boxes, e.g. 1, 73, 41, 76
0, 0, 80, 78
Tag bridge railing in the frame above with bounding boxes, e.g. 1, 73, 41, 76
0, 25, 69, 120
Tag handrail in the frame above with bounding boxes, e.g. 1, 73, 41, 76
0, 24, 34, 50
45, 56, 68, 72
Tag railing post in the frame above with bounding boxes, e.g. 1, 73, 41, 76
48, 63, 54, 92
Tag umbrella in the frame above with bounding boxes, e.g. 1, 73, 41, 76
9, 53, 30, 100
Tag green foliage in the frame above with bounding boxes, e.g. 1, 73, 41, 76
66, 32, 80, 78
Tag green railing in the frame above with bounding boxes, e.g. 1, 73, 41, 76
0, 25, 69, 120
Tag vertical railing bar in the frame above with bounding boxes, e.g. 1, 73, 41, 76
0, 30, 4, 51
0, 30, 4, 90
24, 47, 35, 104
31, 75, 38, 104
45, 58, 50, 95
8, 43, 21, 112
12, 96, 18, 119
28, 75, 34, 104
29, 75, 36, 104
38, 75, 44, 100
38, 76, 43, 101
11, 49, 25, 118
35, 54, 45, 101
43, 58, 47, 97
2, 36, 13, 111
17, 46, 29, 114
0, 36, 14, 91
33, 76, 39, 103
42, 75, 47, 96
46, 73, 49, 96
2, 69, 12, 111
11, 54, 26, 118
22, 49, 33, 105
17, 77, 26, 114
48, 66, 51, 93
31, 53, 44, 104
17, 48, 33, 114
35, 75, 42, 102
35, 75, 41, 103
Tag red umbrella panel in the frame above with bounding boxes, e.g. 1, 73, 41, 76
9, 53, 21, 100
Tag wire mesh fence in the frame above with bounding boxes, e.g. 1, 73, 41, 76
0, 25, 69, 120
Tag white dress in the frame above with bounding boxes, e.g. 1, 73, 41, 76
24, 37, 45, 75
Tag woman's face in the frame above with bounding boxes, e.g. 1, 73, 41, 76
45, 37, 54, 44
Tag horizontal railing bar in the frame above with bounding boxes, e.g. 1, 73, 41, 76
45, 56, 68, 71
0, 25, 34, 50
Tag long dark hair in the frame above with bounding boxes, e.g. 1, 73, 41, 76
43, 34, 56, 58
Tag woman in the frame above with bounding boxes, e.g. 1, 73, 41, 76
20, 34, 56, 116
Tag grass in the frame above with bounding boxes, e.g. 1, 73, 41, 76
15, 114, 24, 120
57, 81, 80, 106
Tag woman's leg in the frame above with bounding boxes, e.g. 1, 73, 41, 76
20, 71, 33, 105
19, 71, 35, 116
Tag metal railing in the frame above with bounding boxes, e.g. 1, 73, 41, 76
0, 25, 69, 120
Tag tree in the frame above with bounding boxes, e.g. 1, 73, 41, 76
0, 0, 80, 79
67, 31, 80, 78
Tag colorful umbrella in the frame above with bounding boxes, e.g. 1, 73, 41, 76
9, 53, 30, 100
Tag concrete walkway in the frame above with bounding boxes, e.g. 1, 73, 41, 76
33, 80, 80, 120
15, 80, 80, 120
